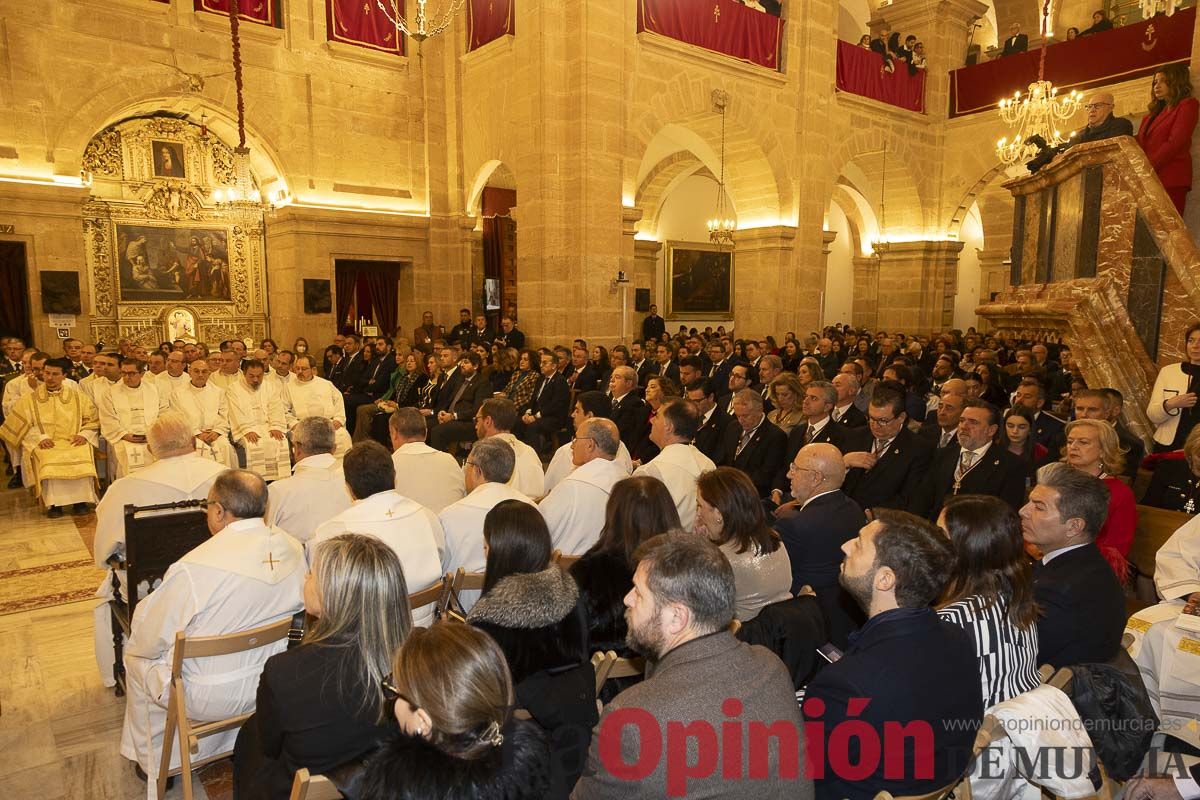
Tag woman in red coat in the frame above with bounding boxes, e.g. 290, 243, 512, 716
1136, 63, 1199, 215
1061, 419, 1136, 581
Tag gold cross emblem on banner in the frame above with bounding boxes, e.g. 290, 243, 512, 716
263, 552, 278, 570
713, 4, 721, 22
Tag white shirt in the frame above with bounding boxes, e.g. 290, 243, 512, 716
634, 441, 716, 531
392, 441, 466, 512
266, 453, 352, 543
283, 376, 345, 427
439, 482, 535, 578
491, 432, 545, 499
539, 457, 627, 555
226, 377, 286, 440
313, 490, 445, 627
1042, 542, 1090, 565
544, 438, 633, 494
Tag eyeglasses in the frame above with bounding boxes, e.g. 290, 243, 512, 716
381, 674, 417, 711
787, 464, 822, 478
868, 414, 899, 426
463, 460, 478, 470
572, 436, 594, 444
1083, 103, 1112, 111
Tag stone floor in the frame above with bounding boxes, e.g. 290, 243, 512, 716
0, 485, 232, 800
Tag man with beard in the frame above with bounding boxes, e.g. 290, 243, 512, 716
804, 510, 981, 800
572, 532, 809, 799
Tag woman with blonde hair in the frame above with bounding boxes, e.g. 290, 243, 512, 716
767, 372, 806, 434
360, 624, 551, 799
1136, 62, 1199, 214
234, 534, 412, 799
1058, 418, 1136, 579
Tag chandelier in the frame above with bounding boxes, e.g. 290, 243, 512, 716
706, 90, 736, 248
994, 0, 1082, 166
211, 2, 271, 219
375, 0, 466, 45
1142, 0, 1179, 18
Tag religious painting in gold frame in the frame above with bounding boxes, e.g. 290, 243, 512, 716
665, 241, 733, 319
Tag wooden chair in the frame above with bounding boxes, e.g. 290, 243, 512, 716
873, 784, 958, 800
557, 553, 580, 570
595, 650, 645, 687
109, 499, 212, 696
590, 651, 615, 697
729, 618, 741, 636
157, 616, 294, 800
288, 768, 343, 800
1129, 504, 1191, 604
452, 567, 486, 596
408, 574, 450, 620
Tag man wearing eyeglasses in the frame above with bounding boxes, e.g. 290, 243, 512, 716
1027, 91, 1132, 172
840, 381, 933, 513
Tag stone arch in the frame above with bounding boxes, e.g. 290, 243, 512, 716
829, 130, 928, 236
829, 181, 879, 256
466, 160, 517, 218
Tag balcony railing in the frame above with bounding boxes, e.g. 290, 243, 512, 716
948, 7, 1195, 118
835, 41, 926, 113
637, 0, 785, 72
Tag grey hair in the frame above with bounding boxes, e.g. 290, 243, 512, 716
1035, 462, 1111, 539
582, 417, 620, 457
612, 365, 638, 386
293, 416, 336, 455
147, 411, 197, 458
633, 531, 735, 634
731, 387, 764, 412
211, 469, 269, 519
389, 407, 427, 440
471, 436, 515, 484
306, 533, 412, 721
808, 380, 837, 406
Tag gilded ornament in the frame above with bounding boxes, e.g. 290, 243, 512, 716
82, 129, 124, 178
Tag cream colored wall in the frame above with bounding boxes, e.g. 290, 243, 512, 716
824, 205, 857, 327
954, 204, 985, 330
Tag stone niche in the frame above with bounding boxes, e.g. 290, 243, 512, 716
81, 116, 269, 348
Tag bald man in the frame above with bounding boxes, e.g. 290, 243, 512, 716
1028, 90, 1132, 172
773, 442, 867, 647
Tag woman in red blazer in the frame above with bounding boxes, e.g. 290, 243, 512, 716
1136, 63, 1199, 214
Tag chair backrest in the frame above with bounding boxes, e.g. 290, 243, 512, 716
1129, 504, 1190, 579
172, 615, 294, 679
408, 575, 449, 616
124, 500, 212, 618
590, 651, 616, 696
1038, 663, 1074, 691
557, 553, 581, 570
452, 567, 486, 594
603, 650, 645, 681
874, 783, 958, 800
289, 768, 344, 800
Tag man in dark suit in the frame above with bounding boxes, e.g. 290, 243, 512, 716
461, 313, 493, 350
830, 372, 865, 429
344, 337, 397, 434
652, 342, 680, 386
494, 316, 524, 350
630, 340, 657, 388
685, 378, 729, 464
519, 351, 570, 455
446, 308, 473, 346
720, 389, 787, 498
757, 355, 782, 413
909, 400, 1028, 520
1020, 463, 1126, 668
705, 340, 734, 393
775, 442, 866, 647
334, 334, 369, 394
841, 381, 934, 513
0, 337, 23, 376
1014, 378, 1066, 451
428, 351, 491, 452
607, 365, 648, 456
718, 362, 754, 414
1028, 91, 1134, 172
773, 381, 849, 499
917, 391, 967, 454
640, 303, 665, 344
1000, 22, 1028, 56
805, 509, 982, 800
566, 346, 600, 393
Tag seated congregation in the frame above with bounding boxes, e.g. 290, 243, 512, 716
4, 319, 1200, 800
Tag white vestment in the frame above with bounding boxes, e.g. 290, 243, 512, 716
312, 490, 445, 627
92, 453, 226, 687
120, 519, 303, 795
544, 439, 632, 494
78, 373, 113, 407
266, 453, 352, 542
100, 381, 161, 478
392, 441, 466, 512
169, 381, 238, 467
153, 371, 189, 408
208, 369, 242, 390
439, 482, 534, 609
490, 432, 545, 499
539, 457, 626, 555
1, 385, 99, 505
2, 375, 35, 470
633, 442, 716, 532
1155, 515, 1200, 601
283, 376, 351, 457
1127, 601, 1200, 750
226, 378, 290, 480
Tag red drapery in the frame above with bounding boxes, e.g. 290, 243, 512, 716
949, 7, 1195, 117
637, 0, 784, 71
361, 267, 399, 337
467, 0, 513, 52
836, 41, 926, 113
194, 0, 277, 26
482, 187, 516, 217
0, 244, 31, 343
327, 0, 406, 55
335, 264, 357, 333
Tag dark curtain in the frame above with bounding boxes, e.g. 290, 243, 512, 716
335, 262, 357, 333
326, 0, 406, 55
638, 0, 784, 71
482, 217, 504, 282
0, 244, 30, 341
195, 0, 277, 25
362, 267, 399, 337
467, 0, 513, 52
836, 41, 926, 113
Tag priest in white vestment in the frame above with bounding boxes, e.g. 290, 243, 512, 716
473, 397, 545, 498
92, 413, 226, 687
267, 417, 352, 542
78, 351, 119, 407
120, 470, 303, 794
439, 437, 534, 610
0, 359, 99, 516
2, 350, 36, 486
264, 350, 294, 395
152, 350, 189, 407
100, 358, 161, 478
312, 441, 444, 626
283, 355, 351, 457
633, 399, 715, 532
169, 359, 238, 467
539, 418, 626, 555
543, 391, 633, 493
226, 361, 290, 481
208, 350, 243, 390
388, 406, 466, 512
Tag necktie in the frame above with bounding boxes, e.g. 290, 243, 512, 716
804, 425, 816, 445
939, 429, 954, 448
873, 438, 892, 455
736, 429, 753, 458
955, 450, 977, 482
448, 376, 471, 411
832, 408, 842, 422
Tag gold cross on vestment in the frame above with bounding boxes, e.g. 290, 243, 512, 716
385, 507, 395, 517
263, 552, 278, 570
713, 4, 720, 22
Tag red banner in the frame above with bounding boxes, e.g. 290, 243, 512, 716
327, 0, 406, 56
194, 0, 277, 26
637, 0, 784, 71
467, 0, 513, 52
836, 40, 926, 113
949, 7, 1195, 117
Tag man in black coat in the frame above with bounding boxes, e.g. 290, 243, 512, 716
428, 351, 492, 452
630, 340, 657, 388
909, 400, 1028, 520
566, 346, 600, 393
461, 313, 494, 350
640, 304, 666, 344
1020, 463, 1126, 668
830, 372, 866, 429
917, 390, 967, 454
652, 342, 680, 386
721, 389, 787, 498
841, 381, 933, 513
495, 316, 525, 350
705, 340, 734, 394
1000, 22, 1028, 56
344, 337, 397, 435
519, 351, 571, 455
607, 365, 648, 456
685, 378, 730, 465
805, 509, 982, 800
774, 442, 866, 647
773, 381, 848, 497
1014, 378, 1066, 452
446, 307, 473, 346
334, 334, 369, 393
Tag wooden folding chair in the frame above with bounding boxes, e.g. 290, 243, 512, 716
557, 553, 581, 570
600, 650, 645, 684
288, 768, 343, 800
590, 651, 616, 696
452, 567, 486, 596
157, 616, 294, 800
408, 574, 450, 620
110, 499, 211, 696
874, 783, 958, 800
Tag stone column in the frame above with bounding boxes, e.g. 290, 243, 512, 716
853, 255, 880, 330
819, 230, 838, 328
872, 240, 965, 333
734, 226, 799, 337
633, 239, 662, 309
977, 247, 1012, 302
